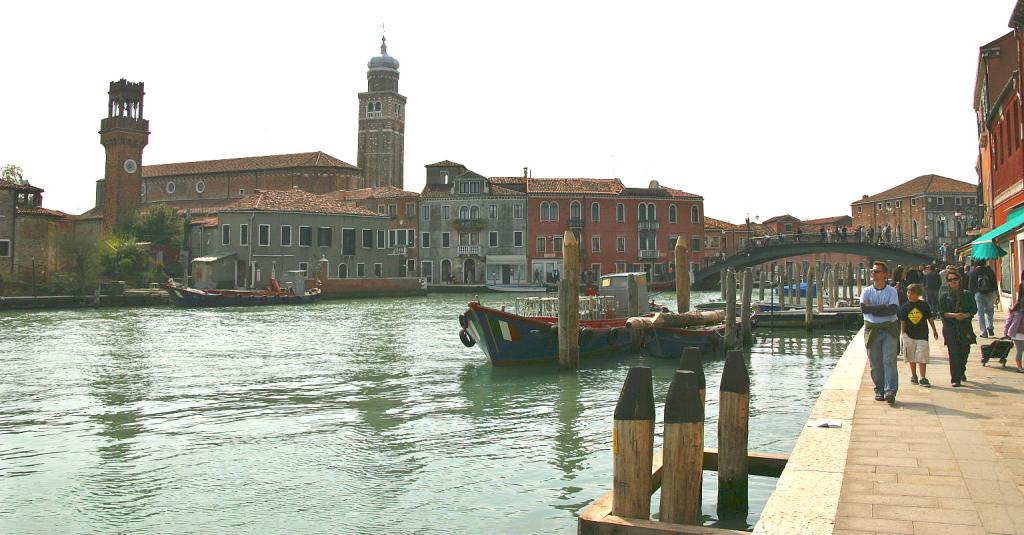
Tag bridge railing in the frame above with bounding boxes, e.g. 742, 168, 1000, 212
695, 231, 945, 274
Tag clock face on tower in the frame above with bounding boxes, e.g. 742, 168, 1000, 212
123, 159, 138, 174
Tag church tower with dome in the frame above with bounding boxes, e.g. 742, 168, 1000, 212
357, 36, 406, 189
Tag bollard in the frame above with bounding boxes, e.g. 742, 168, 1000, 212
659, 370, 704, 525
675, 239, 690, 313
805, 266, 815, 331
724, 269, 737, 349
741, 268, 753, 346
678, 346, 706, 405
558, 231, 580, 368
612, 367, 655, 519
718, 350, 750, 518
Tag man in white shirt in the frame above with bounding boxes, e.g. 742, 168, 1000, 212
861, 261, 901, 404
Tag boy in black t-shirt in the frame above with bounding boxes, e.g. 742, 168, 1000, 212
899, 283, 939, 386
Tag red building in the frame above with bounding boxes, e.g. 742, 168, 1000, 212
522, 178, 704, 283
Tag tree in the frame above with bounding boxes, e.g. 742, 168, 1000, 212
1, 164, 29, 186
131, 205, 184, 246
58, 231, 103, 294
99, 235, 148, 283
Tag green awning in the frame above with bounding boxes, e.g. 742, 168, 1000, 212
971, 241, 1006, 260
972, 207, 1024, 245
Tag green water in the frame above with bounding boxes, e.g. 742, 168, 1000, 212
0, 291, 853, 534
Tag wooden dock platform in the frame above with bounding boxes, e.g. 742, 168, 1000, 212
757, 307, 1024, 534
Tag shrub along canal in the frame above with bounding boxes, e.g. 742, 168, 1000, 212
0, 291, 854, 534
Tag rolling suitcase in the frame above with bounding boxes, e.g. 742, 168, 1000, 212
981, 338, 1013, 367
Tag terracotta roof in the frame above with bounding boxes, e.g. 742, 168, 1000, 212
488, 177, 528, 185
222, 189, 383, 216
72, 206, 104, 220
619, 186, 702, 199
801, 215, 853, 227
426, 160, 464, 167
526, 178, 625, 195
0, 181, 43, 192
456, 170, 485, 179
852, 174, 977, 205
322, 187, 419, 201
420, 184, 451, 199
490, 184, 525, 196
189, 216, 219, 228
142, 151, 359, 178
16, 206, 66, 218
144, 198, 237, 216
703, 216, 741, 230
763, 214, 799, 223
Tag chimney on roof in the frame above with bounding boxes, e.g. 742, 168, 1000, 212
862, 195, 868, 199
523, 167, 528, 179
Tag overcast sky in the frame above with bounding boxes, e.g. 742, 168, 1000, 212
0, 1, 1015, 224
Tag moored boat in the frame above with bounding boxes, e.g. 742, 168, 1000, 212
163, 270, 321, 307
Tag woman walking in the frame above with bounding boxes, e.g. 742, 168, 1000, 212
938, 271, 977, 387
1005, 272, 1024, 373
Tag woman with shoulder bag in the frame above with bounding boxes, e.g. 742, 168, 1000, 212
1005, 271, 1024, 373
938, 271, 977, 387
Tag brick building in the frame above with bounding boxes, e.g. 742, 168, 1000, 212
323, 186, 420, 276
850, 174, 977, 251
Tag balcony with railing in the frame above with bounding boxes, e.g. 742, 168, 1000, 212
639, 249, 660, 259
453, 218, 485, 231
458, 245, 482, 256
389, 246, 407, 256
638, 219, 660, 231
567, 217, 584, 229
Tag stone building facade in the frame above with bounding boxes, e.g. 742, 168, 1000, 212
850, 174, 978, 250
357, 37, 406, 190
418, 161, 528, 284
323, 186, 420, 276
186, 189, 398, 288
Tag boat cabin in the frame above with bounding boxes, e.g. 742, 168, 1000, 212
599, 272, 649, 318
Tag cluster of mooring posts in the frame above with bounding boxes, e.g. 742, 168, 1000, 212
746, 262, 865, 331
578, 351, 788, 534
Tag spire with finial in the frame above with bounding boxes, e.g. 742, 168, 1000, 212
381, 35, 388, 56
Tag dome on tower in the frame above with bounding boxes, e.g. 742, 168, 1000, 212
368, 36, 400, 71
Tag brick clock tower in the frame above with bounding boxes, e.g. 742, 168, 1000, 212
99, 79, 149, 231
357, 37, 406, 189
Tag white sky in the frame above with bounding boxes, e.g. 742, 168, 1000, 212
0, 1, 1015, 224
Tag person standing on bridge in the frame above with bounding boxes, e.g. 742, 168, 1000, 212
862, 261, 901, 404
866, 226, 874, 243
820, 227, 826, 242
924, 264, 941, 304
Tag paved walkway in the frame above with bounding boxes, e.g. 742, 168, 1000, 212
835, 308, 1024, 535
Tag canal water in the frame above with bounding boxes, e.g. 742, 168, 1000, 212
0, 291, 854, 534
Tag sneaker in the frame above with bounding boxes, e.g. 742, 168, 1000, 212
952, 381, 961, 387
884, 392, 896, 404
910, 375, 919, 385
1017, 368, 1024, 374
920, 378, 931, 387
874, 392, 884, 401
989, 328, 996, 337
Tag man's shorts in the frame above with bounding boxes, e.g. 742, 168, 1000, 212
901, 334, 930, 363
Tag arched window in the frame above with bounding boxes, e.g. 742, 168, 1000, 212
616, 203, 625, 222
470, 206, 480, 219
375, 101, 382, 112
690, 206, 700, 224
459, 206, 469, 219
669, 205, 677, 224
367, 102, 374, 116
338, 264, 348, 278
550, 202, 560, 221
638, 204, 647, 222
540, 202, 549, 221
646, 204, 656, 222
591, 202, 600, 222
570, 201, 581, 220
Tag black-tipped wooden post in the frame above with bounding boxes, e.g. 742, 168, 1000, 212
724, 269, 737, 349
612, 367, 655, 519
741, 268, 753, 346
678, 346, 706, 405
558, 231, 580, 369
804, 266, 815, 331
675, 239, 689, 313
659, 370, 704, 525
718, 350, 750, 518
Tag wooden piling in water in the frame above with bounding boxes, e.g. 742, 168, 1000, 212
720, 269, 726, 300
659, 370, 704, 526
612, 367, 655, 519
558, 230, 580, 368
627, 274, 640, 318
805, 266, 815, 331
724, 269, 737, 350
816, 265, 824, 313
758, 270, 765, 302
674, 239, 689, 313
678, 346, 706, 405
718, 350, 750, 518
857, 267, 863, 298
847, 263, 855, 304
741, 268, 753, 346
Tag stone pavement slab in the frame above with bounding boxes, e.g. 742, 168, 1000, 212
834, 308, 1024, 534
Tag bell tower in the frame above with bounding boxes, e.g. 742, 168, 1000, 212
357, 36, 406, 189
99, 79, 149, 231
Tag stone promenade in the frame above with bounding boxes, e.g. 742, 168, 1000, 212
835, 309, 1024, 535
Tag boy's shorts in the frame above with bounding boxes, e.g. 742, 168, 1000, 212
901, 334, 930, 363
